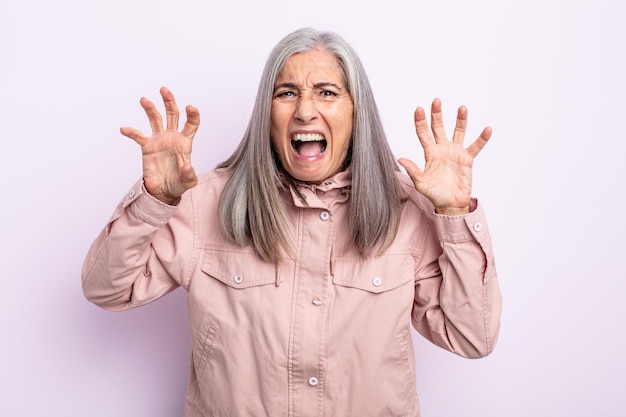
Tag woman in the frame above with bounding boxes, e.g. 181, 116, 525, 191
82, 28, 502, 417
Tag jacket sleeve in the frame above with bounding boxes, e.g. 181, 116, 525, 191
412, 199, 502, 358
81, 180, 195, 311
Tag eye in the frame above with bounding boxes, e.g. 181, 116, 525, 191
274, 89, 296, 99
274, 91, 294, 98
320, 90, 337, 97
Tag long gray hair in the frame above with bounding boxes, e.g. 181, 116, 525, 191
217, 28, 404, 262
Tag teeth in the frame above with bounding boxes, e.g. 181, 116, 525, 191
292, 133, 325, 142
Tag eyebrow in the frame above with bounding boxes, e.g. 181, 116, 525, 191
273, 82, 344, 92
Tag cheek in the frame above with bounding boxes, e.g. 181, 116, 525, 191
338, 125, 353, 156
269, 115, 282, 142
270, 111, 291, 140
269, 135, 284, 159
334, 112, 353, 149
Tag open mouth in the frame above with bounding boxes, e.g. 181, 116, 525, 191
291, 133, 327, 157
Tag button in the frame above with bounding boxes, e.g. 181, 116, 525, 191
372, 277, 382, 287
233, 275, 243, 284
320, 211, 330, 221
129, 190, 135, 199
473, 222, 482, 232
312, 297, 322, 306
308, 377, 318, 386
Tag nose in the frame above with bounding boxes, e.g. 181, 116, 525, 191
294, 94, 318, 123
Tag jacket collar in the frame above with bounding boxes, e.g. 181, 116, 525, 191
280, 167, 352, 208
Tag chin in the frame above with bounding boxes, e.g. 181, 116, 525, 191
287, 169, 325, 184
293, 174, 323, 184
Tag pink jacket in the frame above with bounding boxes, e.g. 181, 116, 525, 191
82, 168, 502, 417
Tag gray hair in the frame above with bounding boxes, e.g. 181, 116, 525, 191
218, 28, 404, 262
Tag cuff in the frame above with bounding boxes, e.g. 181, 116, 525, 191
434, 198, 491, 244
123, 179, 179, 227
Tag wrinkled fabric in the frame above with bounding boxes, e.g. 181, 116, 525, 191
82, 168, 502, 417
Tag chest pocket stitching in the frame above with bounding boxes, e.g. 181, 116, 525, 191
201, 249, 276, 289
333, 254, 414, 294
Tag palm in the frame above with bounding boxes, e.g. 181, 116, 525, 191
120, 87, 200, 205
417, 141, 474, 209
398, 99, 491, 215
139, 128, 195, 202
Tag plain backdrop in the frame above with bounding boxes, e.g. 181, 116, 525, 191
1, 0, 625, 416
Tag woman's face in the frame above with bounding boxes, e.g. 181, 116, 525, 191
270, 49, 354, 184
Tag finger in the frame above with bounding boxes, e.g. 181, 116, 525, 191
160, 86, 180, 131
430, 98, 447, 143
139, 96, 164, 133
120, 126, 148, 146
397, 157, 423, 183
181, 105, 201, 138
414, 106, 434, 150
452, 105, 468, 145
466, 126, 492, 159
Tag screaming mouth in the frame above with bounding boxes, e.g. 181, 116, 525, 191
291, 133, 327, 156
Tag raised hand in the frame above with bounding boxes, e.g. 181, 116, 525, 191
120, 87, 200, 205
398, 98, 492, 215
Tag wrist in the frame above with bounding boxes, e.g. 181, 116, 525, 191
157, 195, 180, 206
142, 182, 180, 206
435, 206, 470, 216
148, 190, 180, 206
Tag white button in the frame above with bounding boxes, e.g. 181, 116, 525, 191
320, 211, 330, 221
473, 222, 482, 232
129, 190, 135, 199
312, 297, 322, 306
308, 377, 318, 386
233, 275, 243, 284
372, 277, 382, 287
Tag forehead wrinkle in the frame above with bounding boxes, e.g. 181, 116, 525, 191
274, 51, 347, 93
273, 80, 345, 93
274, 82, 297, 91
276, 72, 341, 87
314, 82, 344, 91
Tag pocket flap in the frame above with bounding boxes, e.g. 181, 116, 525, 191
201, 248, 276, 289
333, 254, 414, 293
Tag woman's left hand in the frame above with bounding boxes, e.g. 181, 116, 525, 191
398, 98, 492, 215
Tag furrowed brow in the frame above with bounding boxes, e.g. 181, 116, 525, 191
274, 82, 297, 92
314, 82, 343, 90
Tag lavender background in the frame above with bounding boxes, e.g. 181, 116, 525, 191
1, 0, 624, 415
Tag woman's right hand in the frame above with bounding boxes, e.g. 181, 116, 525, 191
120, 87, 200, 205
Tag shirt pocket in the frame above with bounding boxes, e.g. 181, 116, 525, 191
195, 248, 289, 406
333, 253, 414, 293
200, 247, 278, 289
